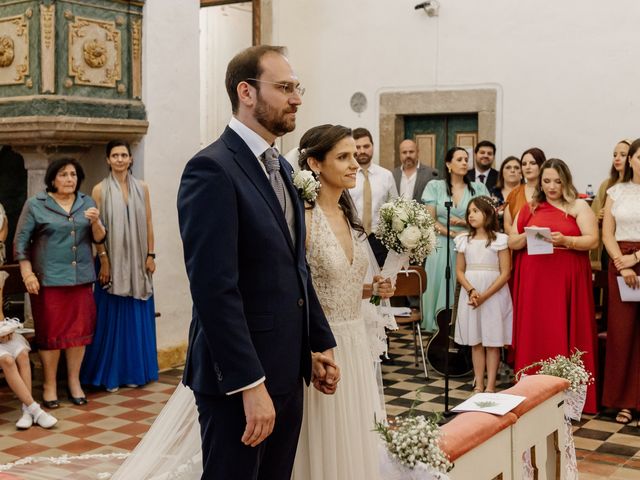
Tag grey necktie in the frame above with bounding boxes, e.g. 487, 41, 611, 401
262, 147, 286, 213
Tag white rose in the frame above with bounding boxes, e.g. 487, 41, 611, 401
398, 225, 422, 250
391, 216, 405, 232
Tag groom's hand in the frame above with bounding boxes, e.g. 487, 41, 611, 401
241, 383, 276, 447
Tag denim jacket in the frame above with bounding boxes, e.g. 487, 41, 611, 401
14, 191, 98, 286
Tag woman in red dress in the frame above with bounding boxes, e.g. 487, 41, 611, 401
508, 159, 599, 413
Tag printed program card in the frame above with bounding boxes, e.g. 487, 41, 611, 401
524, 226, 553, 255
616, 276, 640, 302
452, 393, 526, 416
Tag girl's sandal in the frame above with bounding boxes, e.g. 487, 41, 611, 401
615, 409, 633, 424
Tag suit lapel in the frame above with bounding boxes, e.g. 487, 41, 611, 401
222, 128, 295, 253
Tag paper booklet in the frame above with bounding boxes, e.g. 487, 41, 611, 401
616, 276, 640, 302
452, 393, 526, 416
524, 226, 553, 255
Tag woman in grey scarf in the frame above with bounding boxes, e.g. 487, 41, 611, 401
80, 140, 159, 392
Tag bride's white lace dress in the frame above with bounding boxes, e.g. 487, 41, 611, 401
292, 205, 383, 480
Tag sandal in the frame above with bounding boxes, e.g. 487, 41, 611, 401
615, 409, 633, 424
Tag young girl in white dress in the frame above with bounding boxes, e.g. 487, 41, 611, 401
454, 195, 512, 393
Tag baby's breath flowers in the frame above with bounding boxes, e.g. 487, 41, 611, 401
375, 413, 452, 472
516, 349, 594, 392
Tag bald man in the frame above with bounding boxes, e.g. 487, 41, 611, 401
392, 139, 439, 202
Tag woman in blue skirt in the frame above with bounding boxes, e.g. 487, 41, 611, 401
81, 140, 158, 392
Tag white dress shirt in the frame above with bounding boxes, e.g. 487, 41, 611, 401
226, 117, 268, 395
399, 166, 418, 199
350, 163, 398, 232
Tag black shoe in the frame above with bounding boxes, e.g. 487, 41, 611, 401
42, 398, 60, 409
67, 388, 88, 405
380, 354, 396, 366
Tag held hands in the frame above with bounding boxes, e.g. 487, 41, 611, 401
241, 382, 276, 447
613, 254, 638, 271
467, 288, 484, 309
84, 207, 101, 225
311, 350, 340, 395
372, 275, 394, 299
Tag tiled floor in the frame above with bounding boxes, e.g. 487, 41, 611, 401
0, 329, 639, 478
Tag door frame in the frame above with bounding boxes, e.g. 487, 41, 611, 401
379, 89, 497, 170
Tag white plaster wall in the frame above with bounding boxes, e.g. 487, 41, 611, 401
200, 3, 253, 146
268, 0, 639, 191
139, 0, 201, 350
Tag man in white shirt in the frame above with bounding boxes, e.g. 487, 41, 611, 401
350, 127, 398, 266
392, 139, 439, 202
467, 140, 498, 191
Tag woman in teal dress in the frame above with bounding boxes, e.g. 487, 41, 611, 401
421, 147, 489, 331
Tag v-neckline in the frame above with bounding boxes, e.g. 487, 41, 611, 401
317, 205, 354, 266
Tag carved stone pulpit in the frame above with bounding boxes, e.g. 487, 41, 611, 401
0, 0, 147, 195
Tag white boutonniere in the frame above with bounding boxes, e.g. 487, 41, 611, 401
292, 169, 321, 202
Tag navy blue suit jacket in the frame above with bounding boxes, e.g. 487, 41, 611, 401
177, 127, 336, 397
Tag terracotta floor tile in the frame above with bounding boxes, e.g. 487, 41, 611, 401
585, 451, 628, 465
118, 388, 151, 398
624, 458, 640, 470
114, 409, 155, 421
57, 439, 104, 454
111, 436, 143, 451
113, 422, 150, 436
62, 425, 106, 438
12, 425, 53, 441
117, 398, 153, 409
3, 442, 50, 457
64, 412, 108, 424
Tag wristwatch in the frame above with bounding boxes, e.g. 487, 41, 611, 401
147, 253, 156, 259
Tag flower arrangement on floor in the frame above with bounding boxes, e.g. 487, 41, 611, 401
292, 169, 321, 202
515, 349, 594, 393
375, 412, 452, 473
371, 197, 436, 304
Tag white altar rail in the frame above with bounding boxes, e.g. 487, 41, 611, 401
439, 375, 570, 480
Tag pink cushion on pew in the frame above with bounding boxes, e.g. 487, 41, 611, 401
502, 374, 569, 418
439, 411, 518, 461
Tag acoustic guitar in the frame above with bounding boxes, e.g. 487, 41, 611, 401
425, 284, 472, 377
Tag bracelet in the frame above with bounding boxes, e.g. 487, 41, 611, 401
468, 288, 476, 295
147, 253, 156, 259
98, 251, 108, 257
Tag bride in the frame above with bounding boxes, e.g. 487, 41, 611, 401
292, 124, 394, 479
0, 126, 394, 480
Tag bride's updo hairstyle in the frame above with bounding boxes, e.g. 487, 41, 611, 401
298, 124, 365, 236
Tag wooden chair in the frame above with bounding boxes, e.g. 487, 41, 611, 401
391, 266, 428, 380
0, 264, 25, 296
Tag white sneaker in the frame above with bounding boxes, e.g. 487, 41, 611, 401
106, 386, 119, 393
33, 409, 57, 429
125, 384, 139, 388
16, 411, 33, 429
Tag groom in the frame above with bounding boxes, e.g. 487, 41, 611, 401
177, 46, 339, 480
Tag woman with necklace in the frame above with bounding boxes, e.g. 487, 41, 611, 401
508, 158, 599, 413
14, 158, 106, 408
421, 147, 489, 332
81, 140, 158, 392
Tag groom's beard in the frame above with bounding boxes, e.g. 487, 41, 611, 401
255, 93, 297, 138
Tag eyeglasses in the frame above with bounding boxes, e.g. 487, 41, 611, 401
246, 78, 305, 97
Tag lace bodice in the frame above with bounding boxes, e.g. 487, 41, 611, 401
307, 206, 368, 331
608, 182, 640, 241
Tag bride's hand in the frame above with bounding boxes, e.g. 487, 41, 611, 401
311, 351, 340, 395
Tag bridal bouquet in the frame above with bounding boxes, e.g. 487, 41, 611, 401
375, 412, 451, 473
371, 197, 436, 304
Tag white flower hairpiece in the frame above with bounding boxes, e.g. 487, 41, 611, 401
292, 169, 320, 202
